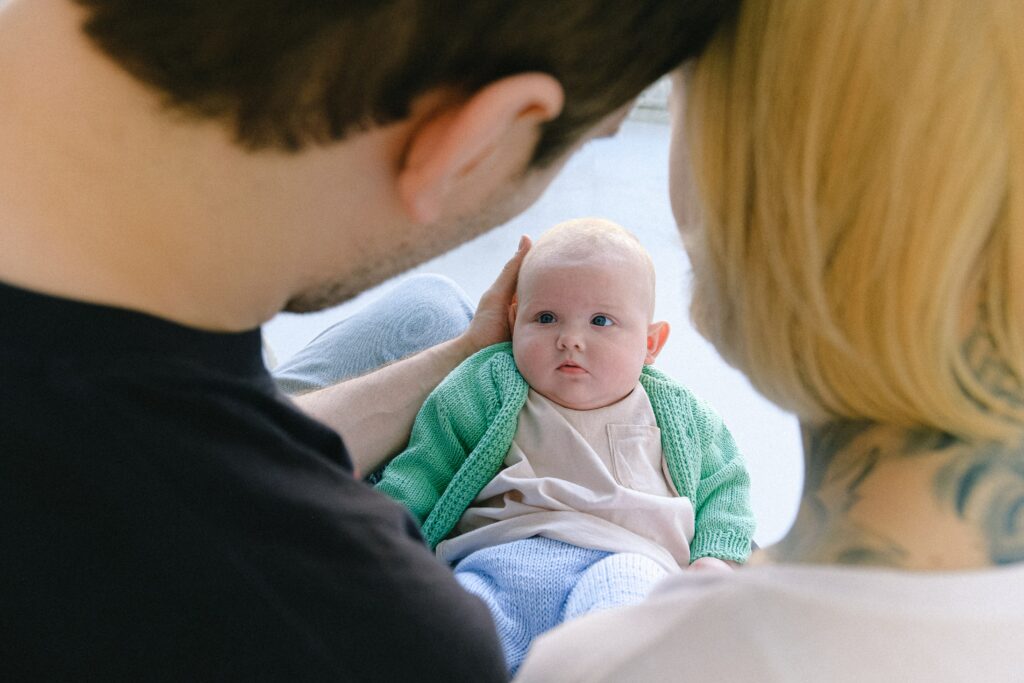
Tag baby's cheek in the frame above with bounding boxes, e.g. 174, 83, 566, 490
511, 338, 541, 381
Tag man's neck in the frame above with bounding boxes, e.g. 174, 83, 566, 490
765, 420, 1024, 570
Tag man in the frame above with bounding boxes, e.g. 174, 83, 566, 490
0, 0, 737, 678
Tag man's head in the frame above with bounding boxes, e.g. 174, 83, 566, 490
71, 0, 740, 314
673, 0, 1024, 443
0, 0, 738, 331
508, 218, 670, 411
74, 0, 737, 168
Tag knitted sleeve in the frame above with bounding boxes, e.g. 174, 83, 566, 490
639, 367, 756, 563
374, 346, 502, 525
690, 410, 756, 563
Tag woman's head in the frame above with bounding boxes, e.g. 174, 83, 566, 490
675, 0, 1024, 443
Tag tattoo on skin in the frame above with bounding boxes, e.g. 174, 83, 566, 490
774, 312, 1024, 568
934, 445, 1024, 565
941, 317, 1024, 564
962, 320, 1024, 410
774, 421, 909, 566
782, 421, 999, 565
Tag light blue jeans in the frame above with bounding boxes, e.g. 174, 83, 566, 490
272, 273, 474, 394
270, 273, 473, 479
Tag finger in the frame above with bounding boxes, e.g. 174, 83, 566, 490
501, 235, 532, 278
484, 235, 532, 298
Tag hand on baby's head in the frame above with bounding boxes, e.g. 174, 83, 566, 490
509, 218, 669, 411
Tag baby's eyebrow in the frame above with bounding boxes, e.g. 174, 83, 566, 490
587, 303, 633, 313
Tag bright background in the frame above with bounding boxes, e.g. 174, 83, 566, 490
263, 117, 803, 546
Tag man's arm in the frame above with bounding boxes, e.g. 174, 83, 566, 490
292, 237, 530, 477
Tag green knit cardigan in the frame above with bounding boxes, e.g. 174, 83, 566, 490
376, 343, 755, 563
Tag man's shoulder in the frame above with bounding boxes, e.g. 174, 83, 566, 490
1, 351, 507, 680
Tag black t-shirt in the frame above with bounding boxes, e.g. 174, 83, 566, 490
0, 281, 506, 681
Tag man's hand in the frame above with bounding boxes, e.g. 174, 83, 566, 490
458, 235, 531, 355
292, 236, 532, 476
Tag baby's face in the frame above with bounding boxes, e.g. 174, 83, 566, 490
511, 254, 655, 410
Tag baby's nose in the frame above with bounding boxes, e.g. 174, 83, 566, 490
557, 330, 585, 351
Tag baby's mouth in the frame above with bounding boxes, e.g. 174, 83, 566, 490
557, 360, 588, 374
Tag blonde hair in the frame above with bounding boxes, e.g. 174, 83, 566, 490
523, 218, 658, 317
684, 0, 1024, 442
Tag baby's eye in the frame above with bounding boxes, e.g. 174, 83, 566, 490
537, 312, 556, 324
591, 315, 614, 327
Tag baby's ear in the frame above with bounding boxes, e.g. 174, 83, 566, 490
645, 321, 670, 364
507, 295, 519, 336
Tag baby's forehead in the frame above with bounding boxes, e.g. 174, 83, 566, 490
518, 218, 657, 310
521, 231, 654, 285
518, 249, 656, 314
521, 247, 649, 282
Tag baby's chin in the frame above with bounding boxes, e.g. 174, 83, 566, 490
539, 387, 636, 411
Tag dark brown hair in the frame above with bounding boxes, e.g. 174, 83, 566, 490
75, 0, 737, 165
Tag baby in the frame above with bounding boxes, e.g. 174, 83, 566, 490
377, 218, 754, 673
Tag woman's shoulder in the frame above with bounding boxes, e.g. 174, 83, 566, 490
516, 562, 1024, 683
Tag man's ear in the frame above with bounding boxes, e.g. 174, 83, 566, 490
645, 321, 670, 364
507, 295, 519, 335
397, 73, 564, 224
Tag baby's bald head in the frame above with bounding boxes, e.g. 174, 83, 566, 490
519, 218, 657, 319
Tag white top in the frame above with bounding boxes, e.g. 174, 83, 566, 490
515, 561, 1024, 682
435, 385, 695, 573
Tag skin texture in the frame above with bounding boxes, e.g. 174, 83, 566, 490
509, 251, 667, 411
670, 68, 1024, 571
